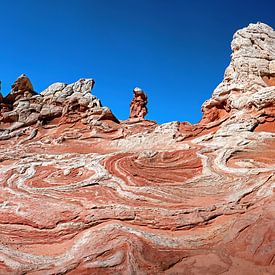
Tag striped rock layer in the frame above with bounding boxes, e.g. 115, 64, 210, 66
0, 22, 275, 274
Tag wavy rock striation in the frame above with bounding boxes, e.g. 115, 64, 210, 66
0, 22, 275, 274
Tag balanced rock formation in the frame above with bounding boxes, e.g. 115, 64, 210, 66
0, 22, 274, 274
129, 87, 148, 119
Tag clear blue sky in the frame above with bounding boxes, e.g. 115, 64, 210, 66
0, 0, 274, 123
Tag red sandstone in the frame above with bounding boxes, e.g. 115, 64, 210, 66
0, 22, 275, 274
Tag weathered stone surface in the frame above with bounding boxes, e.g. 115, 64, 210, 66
0, 22, 274, 274
0, 77, 118, 133
4, 74, 36, 104
129, 87, 148, 120
11, 74, 34, 94
201, 22, 275, 124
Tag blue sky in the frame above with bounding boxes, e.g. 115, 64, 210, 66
0, 0, 274, 123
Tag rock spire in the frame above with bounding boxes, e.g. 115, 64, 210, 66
129, 87, 148, 120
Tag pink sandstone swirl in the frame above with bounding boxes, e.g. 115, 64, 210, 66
0, 22, 274, 274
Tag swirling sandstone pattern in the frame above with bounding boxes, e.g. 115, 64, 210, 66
0, 22, 275, 274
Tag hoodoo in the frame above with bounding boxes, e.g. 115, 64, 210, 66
129, 87, 148, 120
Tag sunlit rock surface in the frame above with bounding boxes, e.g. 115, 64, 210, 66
129, 87, 148, 120
0, 22, 274, 274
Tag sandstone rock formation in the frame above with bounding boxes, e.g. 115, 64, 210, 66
0, 22, 274, 274
0, 76, 119, 138
11, 73, 34, 95
201, 22, 275, 124
4, 74, 36, 104
129, 87, 148, 119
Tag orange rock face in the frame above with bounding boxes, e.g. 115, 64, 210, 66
0, 22, 275, 274
129, 87, 148, 120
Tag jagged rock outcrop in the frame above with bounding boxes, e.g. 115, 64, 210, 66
0, 77, 119, 139
4, 74, 36, 104
129, 87, 148, 119
12, 74, 34, 92
0, 23, 274, 274
201, 22, 275, 125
